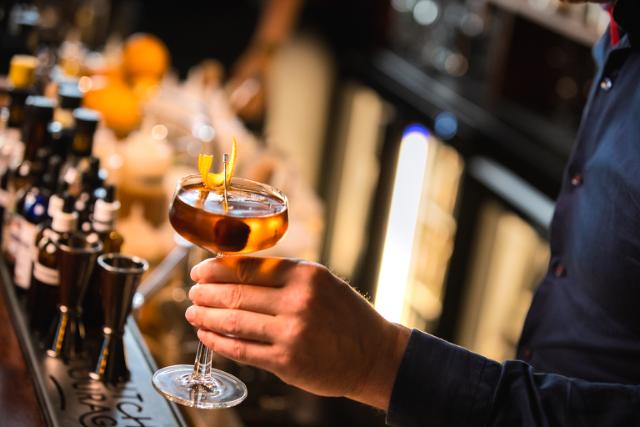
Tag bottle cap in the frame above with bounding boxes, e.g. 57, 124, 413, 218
8, 55, 38, 88
71, 108, 100, 156
73, 108, 101, 133
25, 96, 55, 121
93, 198, 121, 225
58, 85, 83, 110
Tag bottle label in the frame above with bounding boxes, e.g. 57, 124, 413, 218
14, 221, 38, 289
33, 261, 59, 286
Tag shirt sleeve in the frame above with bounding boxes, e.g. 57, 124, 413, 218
386, 329, 640, 427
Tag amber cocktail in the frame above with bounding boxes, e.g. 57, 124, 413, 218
169, 176, 288, 254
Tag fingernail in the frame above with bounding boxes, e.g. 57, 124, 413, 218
188, 285, 199, 301
185, 305, 197, 322
190, 264, 201, 282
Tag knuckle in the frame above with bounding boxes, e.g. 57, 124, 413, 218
286, 318, 308, 344
293, 281, 317, 312
225, 311, 241, 335
231, 340, 246, 361
223, 285, 243, 309
276, 346, 293, 368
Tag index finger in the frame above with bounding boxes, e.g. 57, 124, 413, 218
190, 256, 299, 287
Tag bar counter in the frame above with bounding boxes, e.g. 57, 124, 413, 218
0, 257, 189, 427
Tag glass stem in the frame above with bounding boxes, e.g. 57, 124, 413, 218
190, 341, 214, 386
189, 252, 222, 388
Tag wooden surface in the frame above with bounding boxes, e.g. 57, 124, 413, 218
0, 291, 45, 427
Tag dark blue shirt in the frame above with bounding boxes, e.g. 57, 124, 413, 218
388, 1, 640, 425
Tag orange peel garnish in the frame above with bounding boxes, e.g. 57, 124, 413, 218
198, 137, 238, 190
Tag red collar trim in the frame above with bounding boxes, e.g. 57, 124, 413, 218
607, 3, 621, 46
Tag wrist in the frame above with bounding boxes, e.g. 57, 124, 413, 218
347, 322, 411, 410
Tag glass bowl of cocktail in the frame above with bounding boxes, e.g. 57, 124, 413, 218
152, 139, 288, 408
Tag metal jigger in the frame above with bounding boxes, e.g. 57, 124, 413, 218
90, 253, 148, 384
47, 234, 103, 361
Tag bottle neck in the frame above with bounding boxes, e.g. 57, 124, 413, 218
22, 120, 48, 161
52, 211, 77, 233
70, 131, 94, 157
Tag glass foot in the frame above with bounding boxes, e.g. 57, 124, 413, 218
152, 364, 248, 409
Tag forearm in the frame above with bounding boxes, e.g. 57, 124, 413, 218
253, 0, 303, 49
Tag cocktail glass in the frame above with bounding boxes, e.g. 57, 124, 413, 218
152, 174, 288, 408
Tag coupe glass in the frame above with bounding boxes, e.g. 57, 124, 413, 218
152, 174, 288, 408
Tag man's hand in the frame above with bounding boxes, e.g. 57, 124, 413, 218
186, 256, 411, 410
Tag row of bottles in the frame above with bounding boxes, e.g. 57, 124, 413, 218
0, 52, 124, 344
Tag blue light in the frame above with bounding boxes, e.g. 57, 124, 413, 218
434, 112, 458, 140
402, 124, 430, 139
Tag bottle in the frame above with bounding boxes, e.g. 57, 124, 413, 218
5, 95, 55, 245
41, 155, 63, 201
2, 55, 39, 169
61, 108, 100, 192
84, 185, 123, 334
55, 84, 83, 129
20, 96, 55, 166
90, 185, 124, 253
3, 148, 48, 266
51, 84, 83, 159
28, 195, 77, 337
14, 170, 49, 295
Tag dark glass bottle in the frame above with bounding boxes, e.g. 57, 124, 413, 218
20, 96, 55, 164
2, 55, 37, 171
51, 84, 82, 159
91, 185, 124, 253
5, 96, 54, 267
13, 170, 49, 295
84, 185, 124, 334
61, 108, 100, 193
28, 196, 77, 337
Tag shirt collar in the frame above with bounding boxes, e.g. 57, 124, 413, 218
613, 0, 640, 46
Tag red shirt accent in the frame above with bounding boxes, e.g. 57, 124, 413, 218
607, 3, 621, 46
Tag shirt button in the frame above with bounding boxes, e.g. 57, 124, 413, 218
554, 264, 567, 278
571, 174, 583, 187
600, 77, 613, 91
522, 347, 532, 360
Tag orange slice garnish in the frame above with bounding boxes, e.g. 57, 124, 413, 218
198, 138, 238, 190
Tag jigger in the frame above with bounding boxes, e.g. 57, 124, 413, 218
47, 234, 103, 361
90, 253, 148, 384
